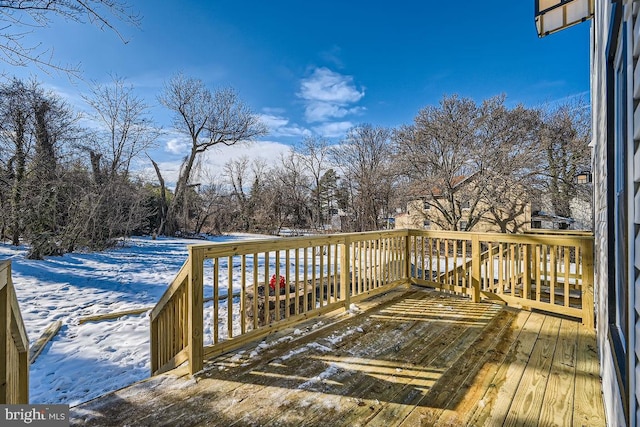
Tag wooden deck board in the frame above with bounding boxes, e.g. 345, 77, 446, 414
326, 305, 504, 427
574, 323, 607, 426
465, 311, 544, 426
504, 315, 561, 426
538, 319, 578, 427
448, 309, 532, 426
390, 307, 517, 427
70, 287, 606, 427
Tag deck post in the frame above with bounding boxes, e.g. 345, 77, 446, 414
0, 261, 29, 404
187, 247, 204, 374
341, 237, 351, 309
471, 234, 481, 303
0, 263, 9, 403
18, 346, 28, 404
581, 238, 595, 329
150, 316, 158, 374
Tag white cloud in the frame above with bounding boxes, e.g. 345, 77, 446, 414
198, 140, 291, 178
312, 121, 354, 138
299, 67, 364, 104
137, 140, 292, 190
136, 159, 184, 190
165, 138, 189, 155
260, 113, 290, 129
259, 113, 312, 138
298, 67, 365, 124
304, 103, 364, 123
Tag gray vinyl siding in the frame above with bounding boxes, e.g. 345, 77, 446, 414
592, 0, 635, 425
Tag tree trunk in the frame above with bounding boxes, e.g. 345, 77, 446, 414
149, 156, 169, 236
165, 147, 197, 235
10, 111, 26, 246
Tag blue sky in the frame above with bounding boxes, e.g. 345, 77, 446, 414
5, 0, 591, 181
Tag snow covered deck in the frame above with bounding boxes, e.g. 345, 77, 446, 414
70, 287, 605, 426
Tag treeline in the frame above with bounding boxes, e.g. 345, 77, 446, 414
204, 95, 590, 236
0, 75, 591, 258
0, 77, 160, 258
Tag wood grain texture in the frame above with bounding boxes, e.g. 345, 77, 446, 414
71, 287, 606, 427
28, 320, 62, 363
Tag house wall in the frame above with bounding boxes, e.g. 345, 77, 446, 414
592, 0, 638, 425
395, 199, 530, 233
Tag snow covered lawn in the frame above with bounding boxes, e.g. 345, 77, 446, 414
0, 235, 256, 406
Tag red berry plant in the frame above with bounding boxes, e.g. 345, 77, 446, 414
269, 274, 286, 292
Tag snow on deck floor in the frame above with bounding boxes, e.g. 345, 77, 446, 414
0, 234, 262, 406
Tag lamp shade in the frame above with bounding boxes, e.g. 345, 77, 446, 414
535, 0, 594, 37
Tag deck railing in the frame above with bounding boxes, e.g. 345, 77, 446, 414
0, 260, 29, 404
406, 230, 594, 327
150, 229, 594, 376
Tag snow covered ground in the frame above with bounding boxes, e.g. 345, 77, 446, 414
0, 234, 260, 406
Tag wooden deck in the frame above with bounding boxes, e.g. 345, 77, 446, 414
70, 287, 605, 426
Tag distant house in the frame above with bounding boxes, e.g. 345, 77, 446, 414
395, 174, 531, 233
529, 210, 574, 230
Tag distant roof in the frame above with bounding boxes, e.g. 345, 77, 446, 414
409, 174, 477, 198
531, 211, 575, 223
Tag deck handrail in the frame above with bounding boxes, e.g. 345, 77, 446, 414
0, 260, 29, 404
406, 229, 594, 325
150, 229, 595, 376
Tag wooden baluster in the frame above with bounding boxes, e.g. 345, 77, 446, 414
285, 249, 291, 319
550, 245, 557, 306
275, 251, 281, 322
227, 255, 233, 339
264, 252, 270, 326
471, 234, 480, 303
564, 247, 570, 307
240, 255, 246, 334
295, 249, 301, 314
213, 258, 219, 344
253, 254, 259, 330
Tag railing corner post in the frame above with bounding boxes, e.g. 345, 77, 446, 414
581, 238, 595, 329
187, 247, 204, 375
471, 234, 481, 303
0, 266, 9, 404
150, 316, 158, 375
18, 351, 28, 404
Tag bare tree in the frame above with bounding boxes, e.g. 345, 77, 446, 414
190, 181, 225, 235
224, 157, 253, 232
278, 151, 312, 232
156, 73, 267, 235
82, 75, 158, 181
0, 78, 83, 255
294, 136, 330, 230
249, 160, 285, 234
0, 78, 30, 245
395, 95, 541, 232
332, 124, 395, 232
395, 95, 482, 230
539, 100, 591, 219
475, 100, 543, 232
0, 0, 140, 74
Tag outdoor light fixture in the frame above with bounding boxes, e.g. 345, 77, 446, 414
575, 171, 592, 184
535, 0, 594, 37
